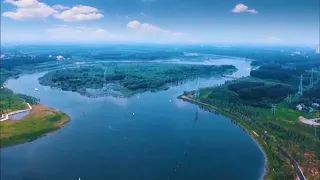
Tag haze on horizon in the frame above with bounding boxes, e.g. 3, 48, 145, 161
0, 0, 319, 46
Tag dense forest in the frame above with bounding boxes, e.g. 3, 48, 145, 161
250, 64, 304, 84
39, 63, 236, 97
226, 81, 296, 107
0, 55, 58, 70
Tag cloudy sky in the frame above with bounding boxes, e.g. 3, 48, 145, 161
1, 0, 319, 45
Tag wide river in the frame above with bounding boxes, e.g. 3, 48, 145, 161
1, 58, 266, 180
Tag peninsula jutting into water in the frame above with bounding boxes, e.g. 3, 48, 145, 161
38, 63, 236, 97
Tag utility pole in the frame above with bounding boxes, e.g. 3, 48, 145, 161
271, 104, 277, 115
298, 74, 303, 96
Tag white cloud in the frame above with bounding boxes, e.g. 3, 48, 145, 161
52, 4, 69, 10
3, 0, 38, 7
2, 0, 103, 21
2, 0, 57, 20
53, 5, 103, 22
127, 20, 184, 36
46, 26, 123, 41
232, 3, 258, 14
127, 20, 141, 29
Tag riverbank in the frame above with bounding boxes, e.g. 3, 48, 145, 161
179, 95, 269, 179
0, 104, 70, 148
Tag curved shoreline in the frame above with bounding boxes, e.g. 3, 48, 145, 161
179, 95, 268, 179
2, 58, 263, 179
0, 104, 70, 148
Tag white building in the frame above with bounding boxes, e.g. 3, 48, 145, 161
312, 103, 320, 108
56, 55, 64, 60
308, 107, 315, 113
296, 104, 303, 111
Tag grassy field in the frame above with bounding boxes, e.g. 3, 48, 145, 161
0, 105, 70, 148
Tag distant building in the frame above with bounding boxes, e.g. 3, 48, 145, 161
56, 55, 64, 60
308, 107, 315, 113
296, 104, 303, 111
312, 103, 320, 108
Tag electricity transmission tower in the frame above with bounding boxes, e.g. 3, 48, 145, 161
195, 77, 200, 98
298, 74, 303, 96
318, 66, 320, 81
104, 67, 107, 89
194, 77, 200, 122
310, 68, 314, 87
286, 94, 292, 103
271, 104, 277, 115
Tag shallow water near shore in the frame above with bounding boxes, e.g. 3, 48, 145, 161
0, 59, 266, 180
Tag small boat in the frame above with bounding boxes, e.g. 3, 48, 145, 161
34, 88, 38, 91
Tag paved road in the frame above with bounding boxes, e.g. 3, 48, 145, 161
278, 145, 306, 180
0, 103, 32, 121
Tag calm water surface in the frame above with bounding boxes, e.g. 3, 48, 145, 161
9, 111, 30, 121
0, 59, 265, 180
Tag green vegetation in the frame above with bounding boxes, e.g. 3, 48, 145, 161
39, 63, 236, 97
0, 68, 19, 85
227, 80, 296, 107
0, 48, 70, 149
0, 88, 39, 114
0, 89, 26, 114
250, 64, 304, 84
182, 75, 320, 179
293, 81, 320, 108
0, 105, 70, 148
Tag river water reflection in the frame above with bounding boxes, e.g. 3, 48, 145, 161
0, 59, 265, 180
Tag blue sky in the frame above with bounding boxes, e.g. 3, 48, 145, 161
1, 0, 319, 45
